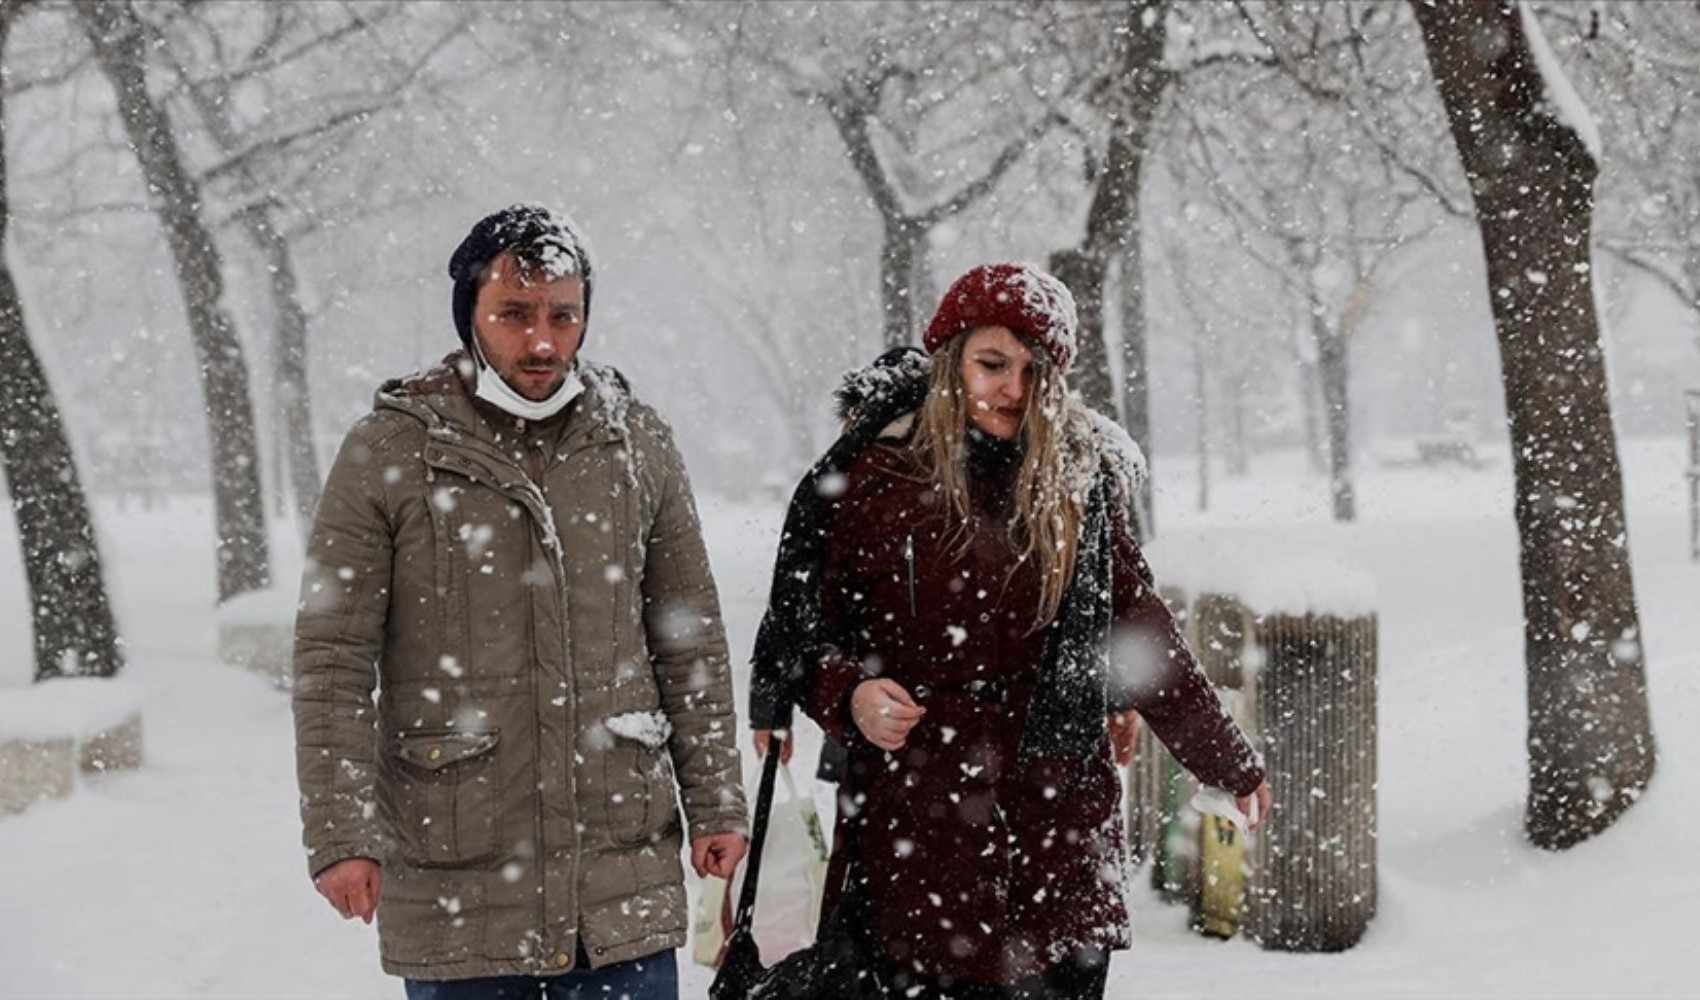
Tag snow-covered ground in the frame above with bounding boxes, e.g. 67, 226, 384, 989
0, 439, 1693, 998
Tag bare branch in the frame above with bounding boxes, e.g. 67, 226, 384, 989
917, 109, 1063, 226
196, 101, 376, 187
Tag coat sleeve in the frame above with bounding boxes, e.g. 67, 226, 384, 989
637, 417, 749, 840
1107, 505, 1265, 797
291, 417, 399, 878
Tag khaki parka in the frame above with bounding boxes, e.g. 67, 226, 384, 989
292, 354, 746, 981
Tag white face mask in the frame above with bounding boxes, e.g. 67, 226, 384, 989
470, 339, 584, 420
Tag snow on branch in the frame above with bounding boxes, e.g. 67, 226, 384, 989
1518, 2, 1602, 161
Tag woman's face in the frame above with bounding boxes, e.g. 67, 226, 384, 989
959, 326, 1037, 441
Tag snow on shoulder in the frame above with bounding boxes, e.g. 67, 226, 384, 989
577, 359, 635, 435
1082, 405, 1148, 493
833, 348, 932, 422
1055, 398, 1148, 506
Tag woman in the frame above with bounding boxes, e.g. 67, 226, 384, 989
748, 263, 1270, 999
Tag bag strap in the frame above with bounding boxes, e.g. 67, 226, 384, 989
730, 737, 784, 937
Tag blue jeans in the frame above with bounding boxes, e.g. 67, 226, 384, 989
403, 946, 677, 1000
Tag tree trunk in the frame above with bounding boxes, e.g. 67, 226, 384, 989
75, 0, 270, 603
1295, 350, 1325, 475
176, 57, 324, 542
1412, 0, 1656, 849
243, 208, 321, 541
1048, 247, 1114, 413
0, 0, 125, 681
1225, 379, 1249, 477
1051, 0, 1168, 405
1191, 315, 1209, 513
880, 216, 925, 348
1314, 313, 1355, 522
909, 232, 936, 336
1119, 222, 1156, 534
1046, 0, 1168, 536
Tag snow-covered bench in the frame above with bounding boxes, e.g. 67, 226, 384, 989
0, 678, 145, 818
217, 586, 295, 685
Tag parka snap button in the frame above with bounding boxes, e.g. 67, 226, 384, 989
594, 946, 606, 956
554, 952, 570, 968
427, 747, 442, 761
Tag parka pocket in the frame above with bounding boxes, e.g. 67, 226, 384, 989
607, 742, 681, 847
388, 729, 501, 867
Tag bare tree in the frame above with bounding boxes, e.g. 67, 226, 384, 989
73, 0, 269, 603
1036, 0, 1320, 531
0, 0, 123, 681
1544, 2, 1700, 360
1040, 0, 1170, 534
1411, 0, 1656, 850
149, 2, 462, 539
698, 2, 1064, 348
1181, 92, 1438, 522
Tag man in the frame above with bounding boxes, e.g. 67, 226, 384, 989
293, 204, 748, 998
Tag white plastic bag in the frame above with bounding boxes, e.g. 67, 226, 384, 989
691, 759, 829, 967
691, 870, 733, 967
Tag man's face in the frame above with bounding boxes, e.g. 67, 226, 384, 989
471, 251, 586, 401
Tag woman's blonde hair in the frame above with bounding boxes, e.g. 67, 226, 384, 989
910, 332, 1085, 630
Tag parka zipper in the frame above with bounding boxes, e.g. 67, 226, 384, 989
904, 533, 917, 617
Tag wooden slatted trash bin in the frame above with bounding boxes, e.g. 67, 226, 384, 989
1245, 599, 1379, 952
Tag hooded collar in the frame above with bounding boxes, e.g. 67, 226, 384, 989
375, 350, 631, 456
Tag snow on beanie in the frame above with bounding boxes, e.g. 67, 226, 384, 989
922, 262, 1079, 372
448, 203, 595, 349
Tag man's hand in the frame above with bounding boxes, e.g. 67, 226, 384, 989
753, 729, 794, 764
850, 678, 925, 751
1107, 709, 1139, 766
1239, 781, 1273, 832
314, 857, 382, 924
692, 832, 748, 879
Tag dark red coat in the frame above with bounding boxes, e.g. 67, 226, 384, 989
802, 438, 1262, 986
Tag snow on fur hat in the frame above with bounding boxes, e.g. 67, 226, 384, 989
922, 262, 1079, 372
448, 203, 595, 348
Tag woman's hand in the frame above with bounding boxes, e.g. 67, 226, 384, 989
1107, 709, 1139, 766
752, 729, 794, 764
850, 678, 926, 751
1239, 781, 1272, 832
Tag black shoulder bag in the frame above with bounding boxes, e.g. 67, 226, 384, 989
710, 745, 888, 1000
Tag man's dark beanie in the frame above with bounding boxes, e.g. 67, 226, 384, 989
448, 204, 594, 349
